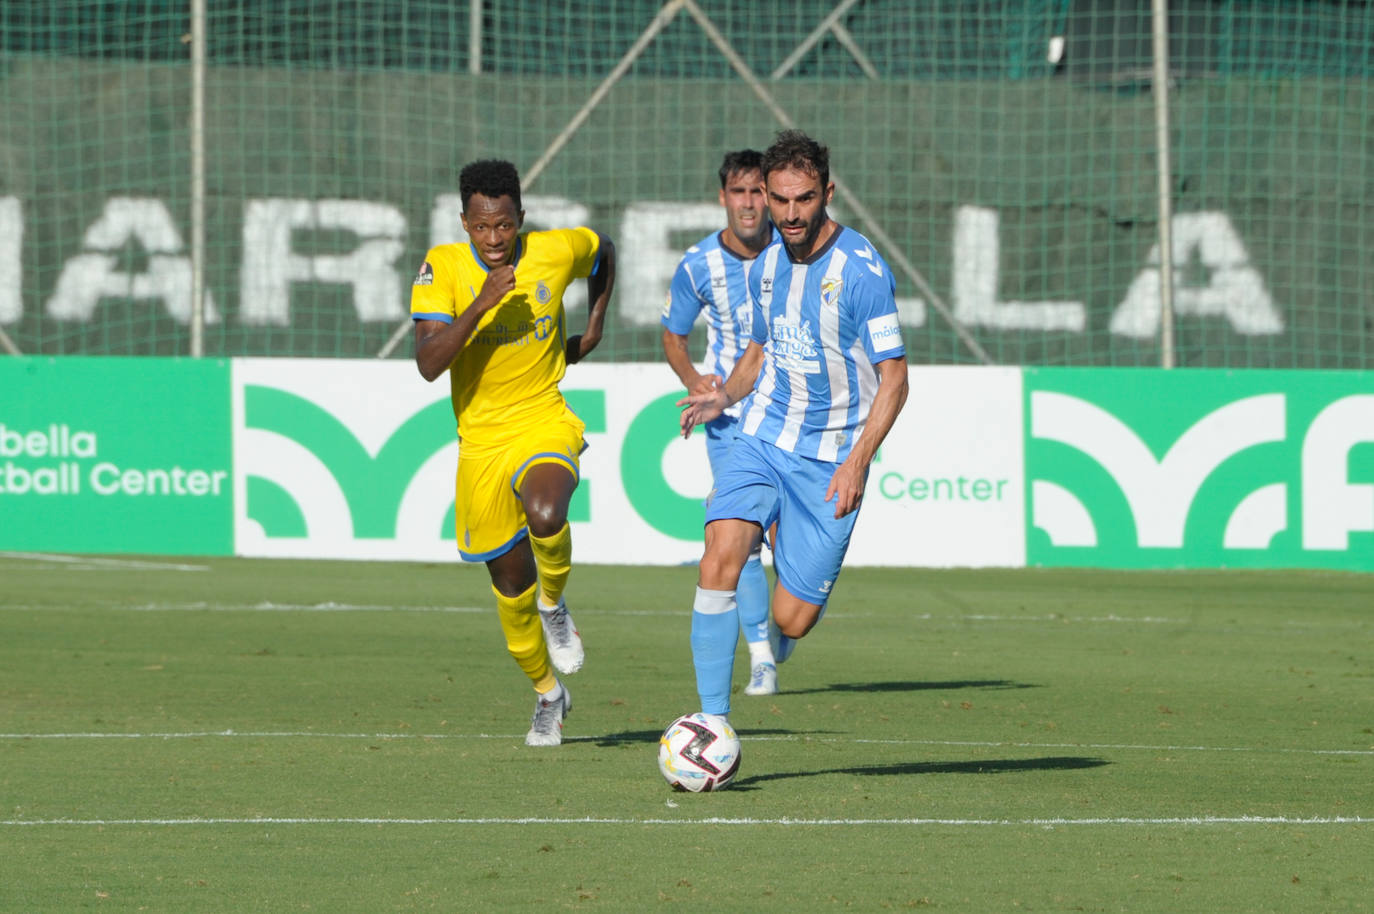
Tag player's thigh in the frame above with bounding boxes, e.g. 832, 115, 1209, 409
705, 433, 782, 532
511, 414, 586, 534
771, 456, 860, 608
700, 517, 764, 590
454, 449, 527, 563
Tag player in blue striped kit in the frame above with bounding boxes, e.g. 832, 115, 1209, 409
661, 149, 784, 697
678, 130, 910, 727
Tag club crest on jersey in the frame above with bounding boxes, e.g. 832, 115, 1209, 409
535, 280, 552, 304
413, 261, 434, 286
761, 276, 773, 295
821, 278, 843, 307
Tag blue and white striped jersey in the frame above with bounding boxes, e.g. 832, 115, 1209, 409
661, 227, 779, 419
740, 225, 905, 463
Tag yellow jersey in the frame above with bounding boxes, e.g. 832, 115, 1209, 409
410, 228, 602, 447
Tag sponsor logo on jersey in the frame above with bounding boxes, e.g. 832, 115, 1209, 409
771, 317, 820, 373
413, 260, 433, 286
867, 313, 903, 352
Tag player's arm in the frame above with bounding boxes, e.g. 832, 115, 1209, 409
662, 327, 719, 397
661, 257, 719, 395
825, 355, 909, 518
567, 233, 616, 364
677, 340, 764, 437
414, 264, 515, 382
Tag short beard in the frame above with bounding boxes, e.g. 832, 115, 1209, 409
734, 219, 772, 251
784, 210, 826, 258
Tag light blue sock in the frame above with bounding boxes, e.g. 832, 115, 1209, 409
691, 586, 738, 717
736, 556, 770, 646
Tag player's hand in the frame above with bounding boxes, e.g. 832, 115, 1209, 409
824, 461, 867, 518
475, 265, 517, 308
687, 373, 723, 398
677, 388, 728, 437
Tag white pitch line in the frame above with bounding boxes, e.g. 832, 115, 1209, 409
1, 599, 1366, 632
122, 601, 491, 614
0, 552, 209, 572
1, 815, 1369, 828
1, 730, 1370, 757
0, 601, 1191, 624
0, 602, 489, 614
845, 737, 1374, 757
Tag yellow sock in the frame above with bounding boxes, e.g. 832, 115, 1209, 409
493, 583, 556, 692
529, 522, 573, 609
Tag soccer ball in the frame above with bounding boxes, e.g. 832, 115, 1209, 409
657, 713, 742, 792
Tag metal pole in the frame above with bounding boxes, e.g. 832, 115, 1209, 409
1151, 0, 1176, 369
189, 0, 207, 358
770, 0, 866, 80
684, 0, 992, 365
469, 0, 482, 74
0, 324, 20, 356
523, 0, 685, 188
377, 0, 686, 358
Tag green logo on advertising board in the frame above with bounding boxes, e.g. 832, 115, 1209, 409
1025, 368, 1374, 570
243, 385, 457, 539
0, 357, 233, 555
239, 380, 611, 544
619, 391, 705, 540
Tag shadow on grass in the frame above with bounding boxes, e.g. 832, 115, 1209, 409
576, 727, 823, 748
785, 679, 1039, 695
730, 756, 1111, 788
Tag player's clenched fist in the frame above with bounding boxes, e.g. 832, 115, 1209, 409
477, 264, 517, 306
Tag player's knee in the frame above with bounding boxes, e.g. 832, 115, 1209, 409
487, 554, 536, 597
523, 500, 568, 538
698, 550, 745, 591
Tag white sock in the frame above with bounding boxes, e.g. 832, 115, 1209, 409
747, 639, 775, 665
540, 681, 564, 702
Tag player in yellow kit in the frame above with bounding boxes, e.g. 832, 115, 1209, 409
411, 159, 615, 746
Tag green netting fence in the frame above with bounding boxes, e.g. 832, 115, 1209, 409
1, 0, 1371, 367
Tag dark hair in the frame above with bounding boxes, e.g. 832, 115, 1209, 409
718, 149, 764, 187
760, 130, 829, 188
459, 159, 522, 211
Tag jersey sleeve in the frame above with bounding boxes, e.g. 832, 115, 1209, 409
748, 256, 769, 345
410, 249, 457, 324
558, 227, 602, 279
850, 256, 905, 364
661, 255, 704, 334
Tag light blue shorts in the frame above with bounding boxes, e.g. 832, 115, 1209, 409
704, 432, 861, 606
703, 413, 740, 479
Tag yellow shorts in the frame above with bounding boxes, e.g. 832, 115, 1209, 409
454, 410, 586, 562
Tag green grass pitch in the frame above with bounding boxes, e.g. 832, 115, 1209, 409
1, 553, 1371, 911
